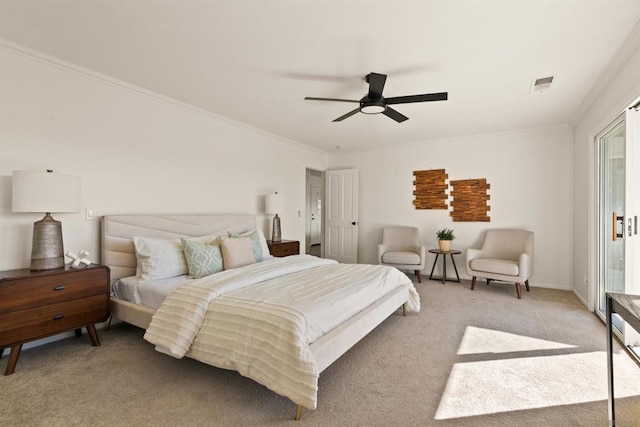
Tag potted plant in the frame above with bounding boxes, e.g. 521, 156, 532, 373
436, 228, 455, 252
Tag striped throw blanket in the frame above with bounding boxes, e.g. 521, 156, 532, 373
144, 255, 420, 409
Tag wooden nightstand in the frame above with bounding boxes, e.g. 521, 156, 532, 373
267, 240, 300, 257
0, 264, 110, 375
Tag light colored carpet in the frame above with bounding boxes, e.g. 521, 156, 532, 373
2, 278, 639, 426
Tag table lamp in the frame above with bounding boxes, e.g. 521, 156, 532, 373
265, 192, 284, 242
12, 170, 81, 270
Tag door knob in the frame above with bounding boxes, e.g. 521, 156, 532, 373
352, 221, 357, 226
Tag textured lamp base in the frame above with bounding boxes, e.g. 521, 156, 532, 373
30, 213, 65, 270
271, 214, 282, 242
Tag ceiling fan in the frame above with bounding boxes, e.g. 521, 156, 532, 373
304, 72, 447, 123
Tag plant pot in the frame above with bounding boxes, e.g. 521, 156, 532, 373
438, 240, 452, 252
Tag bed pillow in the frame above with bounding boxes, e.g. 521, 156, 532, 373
229, 229, 272, 261
220, 236, 256, 270
181, 237, 223, 279
133, 236, 188, 282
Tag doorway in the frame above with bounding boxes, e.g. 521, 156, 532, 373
305, 168, 324, 257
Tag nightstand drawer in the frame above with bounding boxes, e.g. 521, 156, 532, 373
275, 243, 299, 257
0, 268, 108, 314
267, 240, 300, 257
0, 294, 109, 346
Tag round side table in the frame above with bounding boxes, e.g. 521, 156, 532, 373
428, 249, 461, 284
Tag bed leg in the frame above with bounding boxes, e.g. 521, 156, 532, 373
403, 303, 407, 317
105, 315, 112, 331
295, 405, 303, 421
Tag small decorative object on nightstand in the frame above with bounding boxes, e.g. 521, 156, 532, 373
66, 250, 92, 268
267, 240, 300, 257
0, 264, 110, 375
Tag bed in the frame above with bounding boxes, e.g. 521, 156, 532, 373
101, 214, 420, 420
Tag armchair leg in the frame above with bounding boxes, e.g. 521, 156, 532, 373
486, 278, 492, 286
525, 280, 530, 292
471, 276, 477, 290
414, 270, 421, 283
515, 283, 522, 299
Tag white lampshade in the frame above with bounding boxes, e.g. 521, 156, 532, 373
265, 192, 284, 214
12, 170, 81, 270
12, 170, 81, 213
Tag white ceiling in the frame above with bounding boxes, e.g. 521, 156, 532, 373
1, 1, 640, 152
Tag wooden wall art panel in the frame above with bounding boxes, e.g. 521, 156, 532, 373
413, 169, 448, 209
449, 178, 491, 222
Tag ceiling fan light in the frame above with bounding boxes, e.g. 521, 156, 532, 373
360, 102, 386, 114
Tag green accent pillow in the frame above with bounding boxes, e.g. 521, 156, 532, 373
181, 237, 223, 279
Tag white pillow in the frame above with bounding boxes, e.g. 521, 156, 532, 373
220, 237, 256, 270
229, 229, 273, 261
133, 236, 188, 282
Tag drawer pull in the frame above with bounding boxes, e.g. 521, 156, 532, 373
53, 286, 65, 291
53, 314, 65, 321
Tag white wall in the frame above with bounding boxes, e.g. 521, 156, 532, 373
328, 126, 574, 290
571, 39, 640, 307
0, 46, 328, 271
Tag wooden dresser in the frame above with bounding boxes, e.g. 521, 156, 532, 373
0, 264, 110, 375
267, 240, 300, 257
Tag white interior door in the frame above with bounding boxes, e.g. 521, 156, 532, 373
325, 169, 358, 263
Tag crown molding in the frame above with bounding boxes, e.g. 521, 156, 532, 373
0, 38, 328, 156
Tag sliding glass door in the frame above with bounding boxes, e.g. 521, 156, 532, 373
596, 103, 640, 353
596, 116, 625, 327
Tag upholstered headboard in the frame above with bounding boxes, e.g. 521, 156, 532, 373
101, 214, 257, 283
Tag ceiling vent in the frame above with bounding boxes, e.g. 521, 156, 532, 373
530, 76, 554, 94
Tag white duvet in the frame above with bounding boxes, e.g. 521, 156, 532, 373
143, 255, 420, 409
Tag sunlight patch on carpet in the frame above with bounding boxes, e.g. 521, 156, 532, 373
435, 351, 640, 420
457, 326, 576, 355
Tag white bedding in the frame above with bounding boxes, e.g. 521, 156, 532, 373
143, 255, 420, 410
111, 257, 284, 310
111, 275, 188, 310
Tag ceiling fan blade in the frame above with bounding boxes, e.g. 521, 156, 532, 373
305, 97, 360, 103
386, 92, 448, 105
333, 108, 360, 122
382, 107, 409, 123
367, 73, 387, 99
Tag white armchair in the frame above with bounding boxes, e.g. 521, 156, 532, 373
378, 226, 426, 283
466, 229, 534, 299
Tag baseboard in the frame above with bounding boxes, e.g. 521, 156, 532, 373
572, 289, 590, 309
